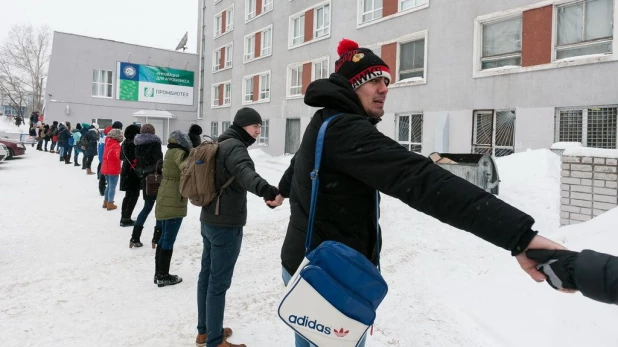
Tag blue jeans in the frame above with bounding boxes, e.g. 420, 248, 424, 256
74, 147, 82, 163
135, 199, 162, 229
197, 224, 243, 347
159, 218, 183, 250
104, 175, 119, 202
282, 268, 368, 347
58, 146, 64, 157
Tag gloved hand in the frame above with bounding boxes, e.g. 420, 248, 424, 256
526, 249, 579, 291
259, 185, 279, 202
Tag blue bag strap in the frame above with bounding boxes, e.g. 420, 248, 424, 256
305, 113, 382, 270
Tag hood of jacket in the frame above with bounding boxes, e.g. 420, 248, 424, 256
304, 73, 381, 125
71, 128, 80, 134
167, 130, 193, 150
124, 124, 140, 141
134, 133, 161, 146
218, 124, 255, 147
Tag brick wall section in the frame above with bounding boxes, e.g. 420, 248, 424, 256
304, 10, 314, 42
255, 32, 261, 58
383, 0, 398, 17
522, 5, 553, 67
256, 0, 262, 16
560, 155, 618, 225
301, 62, 312, 94
222, 11, 227, 35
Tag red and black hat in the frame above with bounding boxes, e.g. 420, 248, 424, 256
334, 39, 391, 90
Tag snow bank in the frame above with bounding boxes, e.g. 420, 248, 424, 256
563, 147, 618, 159
0, 116, 29, 134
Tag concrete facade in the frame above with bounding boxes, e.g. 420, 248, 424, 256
197, 0, 618, 156
45, 32, 199, 142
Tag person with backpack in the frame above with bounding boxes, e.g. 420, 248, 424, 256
153, 130, 193, 287
83, 123, 99, 175
72, 123, 83, 167
57, 122, 72, 163
49, 121, 58, 153
132, 124, 163, 250
189, 124, 203, 148
195, 108, 278, 347
101, 129, 124, 210
270, 39, 571, 347
119, 124, 141, 228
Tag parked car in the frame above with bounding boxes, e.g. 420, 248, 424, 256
0, 143, 8, 162
0, 138, 26, 159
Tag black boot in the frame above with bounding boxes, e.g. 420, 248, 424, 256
119, 196, 136, 227
157, 248, 182, 288
98, 175, 106, 196
74, 161, 80, 166
152, 226, 162, 249
154, 245, 161, 284
130, 226, 143, 248
64, 154, 72, 164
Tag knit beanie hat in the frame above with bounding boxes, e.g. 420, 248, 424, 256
189, 124, 203, 135
334, 39, 391, 90
112, 121, 123, 129
140, 123, 155, 134
107, 129, 124, 142
233, 107, 262, 127
92, 122, 100, 130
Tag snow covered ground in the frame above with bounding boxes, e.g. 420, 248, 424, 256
1, 143, 617, 347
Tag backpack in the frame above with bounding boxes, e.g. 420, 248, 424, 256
179, 139, 234, 213
81, 133, 89, 148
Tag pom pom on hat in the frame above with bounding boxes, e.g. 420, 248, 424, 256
334, 38, 391, 90
337, 39, 360, 56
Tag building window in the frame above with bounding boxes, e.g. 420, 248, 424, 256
225, 7, 234, 31
214, 0, 222, 4
313, 58, 329, 80
244, 35, 255, 61
246, 0, 256, 20
224, 83, 231, 105
212, 85, 221, 107
214, 14, 222, 37
361, 0, 383, 24
288, 65, 303, 96
472, 110, 516, 157
261, 27, 272, 56
225, 45, 233, 68
211, 122, 219, 137
396, 113, 423, 153
555, 107, 617, 149
400, 0, 428, 11
399, 39, 425, 81
212, 82, 231, 108
263, 0, 273, 12
214, 6, 233, 37
291, 14, 305, 46
244, 78, 254, 102
556, 0, 613, 59
481, 17, 522, 70
222, 121, 231, 132
92, 69, 113, 98
315, 4, 331, 38
259, 73, 270, 100
259, 119, 270, 145
213, 50, 222, 72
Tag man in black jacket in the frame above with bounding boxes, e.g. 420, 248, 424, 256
272, 38, 570, 347
197, 107, 278, 347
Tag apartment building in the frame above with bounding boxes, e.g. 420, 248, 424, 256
197, 0, 618, 156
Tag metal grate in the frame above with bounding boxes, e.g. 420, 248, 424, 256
587, 107, 617, 149
556, 110, 583, 143
472, 110, 515, 157
396, 113, 423, 153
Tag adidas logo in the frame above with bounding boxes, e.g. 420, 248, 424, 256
334, 328, 349, 338
288, 315, 332, 335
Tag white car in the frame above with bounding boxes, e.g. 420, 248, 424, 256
0, 143, 8, 162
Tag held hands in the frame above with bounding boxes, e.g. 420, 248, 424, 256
260, 185, 279, 203
266, 194, 286, 209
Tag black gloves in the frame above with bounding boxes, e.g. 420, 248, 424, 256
526, 249, 579, 290
259, 185, 279, 202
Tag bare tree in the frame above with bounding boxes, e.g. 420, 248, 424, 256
0, 25, 51, 116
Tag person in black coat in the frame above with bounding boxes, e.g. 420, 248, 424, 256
189, 124, 202, 148
83, 123, 99, 175
272, 40, 569, 346
119, 124, 141, 230
527, 249, 618, 304
133, 124, 164, 249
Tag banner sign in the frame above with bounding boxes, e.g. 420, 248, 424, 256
116, 62, 194, 106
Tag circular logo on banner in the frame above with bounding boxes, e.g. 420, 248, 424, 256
123, 65, 137, 78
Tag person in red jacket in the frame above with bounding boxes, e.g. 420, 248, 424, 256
101, 129, 124, 210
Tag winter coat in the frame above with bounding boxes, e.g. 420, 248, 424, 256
200, 124, 271, 227
101, 138, 121, 175
57, 124, 71, 148
134, 133, 163, 201
155, 131, 193, 220
71, 129, 82, 149
278, 73, 537, 275
574, 250, 618, 304
84, 128, 99, 156
119, 126, 141, 192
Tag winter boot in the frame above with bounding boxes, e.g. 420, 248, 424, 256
152, 226, 162, 249
59, 156, 64, 161
74, 161, 80, 167
86, 168, 95, 175
196, 328, 233, 347
106, 202, 117, 211
154, 245, 161, 284
157, 248, 182, 287
120, 218, 135, 227
102, 200, 108, 209
64, 154, 72, 164
130, 226, 144, 248
98, 176, 106, 195
215, 341, 246, 347
120, 198, 136, 227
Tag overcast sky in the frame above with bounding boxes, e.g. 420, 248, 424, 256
0, 0, 198, 53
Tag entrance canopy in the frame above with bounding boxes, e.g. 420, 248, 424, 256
132, 110, 176, 143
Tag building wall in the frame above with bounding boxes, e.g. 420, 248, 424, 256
45, 32, 199, 140
199, 0, 618, 156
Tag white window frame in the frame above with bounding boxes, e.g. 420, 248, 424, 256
314, 4, 331, 39
225, 7, 234, 32
242, 71, 271, 105
289, 1, 332, 49
397, 36, 426, 83
289, 14, 305, 48
214, 12, 222, 37
246, 0, 257, 21
222, 121, 231, 132
224, 44, 233, 68
213, 49, 222, 72
263, 0, 274, 13
211, 81, 232, 108
555, 106, 618, 149
479, 15, 523, 71
473, 0, 618, 78
472, 109, 517, 157
92, 69, 113, 98
359, 0, 383, 24
244, 25, 273, 63
395, 112, 423, 153
287, 64, 304, 98
259, 73, 271, 101
357, 0, 429, 28
261, 26, 273, 56
212, 43, 233, 73
399, 0, 429, 12
258, 119, 269, 146
244, 34, 256, 62
214, 5, 234, 38
211, 121, 219, 137
312, 57, 330, 80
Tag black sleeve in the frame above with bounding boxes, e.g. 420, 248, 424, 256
574, 250, 618, 304
225, 144, 270, 197
278, 153, 296, 198
323, 116, 536, 253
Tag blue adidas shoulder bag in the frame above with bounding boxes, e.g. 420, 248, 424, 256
278, 114, 389, 347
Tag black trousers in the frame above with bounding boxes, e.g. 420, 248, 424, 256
121, 190, 140, 219
85, 155, 94, 169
